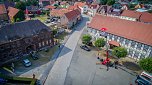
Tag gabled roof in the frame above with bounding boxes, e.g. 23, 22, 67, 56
45, 5, 56, 9
0, 20, 51, 44
121, 10, 142, 19
68, 5, 78, 10
140, 12, 152, 23
0, 4, 7, 15
64, 9, 81, 21
8, 7, 19, 18
50, 9, 70, 17
74, 2, 86, 7
88, 14, 152, 46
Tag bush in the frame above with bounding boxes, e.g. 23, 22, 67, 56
94, 38, 105, 48
139, 57, 152, 73
112, 47, 127, 58
82, 34, 92, 45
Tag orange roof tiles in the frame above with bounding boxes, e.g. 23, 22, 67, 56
121, 10, 142, 19
0, 4, 7, 14
140, 12, 152, 22
65, 9, 81, 21
45, 5, 55, 9
50, 9, 70, 17
88, 14, 152, 46
109, 40, 120, 46
74, 2, 86, 7
8, 7, 19, 18
68, 5, 78, 10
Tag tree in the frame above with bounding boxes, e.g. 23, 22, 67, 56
139, 57, 152, 73
15, 1, 26, 10
82, 34, 92, 45
94, 38, 105, 48
107, 0, 115, 6
14, 10, 25, 22
99, 0, 107, 5
112, 47, 127, 58
52, 29, 58, 36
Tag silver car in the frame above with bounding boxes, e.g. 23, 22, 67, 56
23, 59, 32, 67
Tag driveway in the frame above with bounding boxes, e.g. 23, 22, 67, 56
64, 28, 136, 85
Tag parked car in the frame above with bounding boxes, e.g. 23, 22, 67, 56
80, 45, 91, 51
135, 71, 152, 85
31, 53, 39, 60
22, 59, 32, 67
45, 20, 50, 24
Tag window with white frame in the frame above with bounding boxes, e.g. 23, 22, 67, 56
46, 41, 49, 45
39, 43, 41, 47
42, 42, 45, 46
49, 39, 52, 43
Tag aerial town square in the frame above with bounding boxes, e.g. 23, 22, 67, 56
0, 0, 152, 85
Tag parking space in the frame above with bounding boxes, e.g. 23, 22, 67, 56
14, 46, 58, 79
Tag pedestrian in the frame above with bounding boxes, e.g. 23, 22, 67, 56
106, 62, 109, 71
33, 74, 35, 79
114, 60, 118, 69
58, 45, 60, 48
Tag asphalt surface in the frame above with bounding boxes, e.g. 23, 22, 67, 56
64, 28, 137, 85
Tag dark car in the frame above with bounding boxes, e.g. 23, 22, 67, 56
135, 75, 152, 85
31, 53, 39, 60
80, 45, 91, 51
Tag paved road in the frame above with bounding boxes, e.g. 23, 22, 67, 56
44, 16, 89, 85
64, 28, 136, 85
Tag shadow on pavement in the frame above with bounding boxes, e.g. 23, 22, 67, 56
122, 61, 141, 71
58, 46, 72, 58
74, 16, 89, 31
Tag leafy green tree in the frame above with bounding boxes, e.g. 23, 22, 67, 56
52, 29, 58, 36
107, 0, 115, 6
82, 34, 92, 45
15, 1, 26, 10
94, 38, 105, 48
99, 0, 107, 5
139, 57, 152, 73
14, 10, 25, 22
112, 47, 127, 58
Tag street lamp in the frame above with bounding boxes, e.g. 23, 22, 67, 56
100, 28, 108, 59
100, 28, 109, 71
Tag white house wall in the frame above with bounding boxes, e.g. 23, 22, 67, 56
87, 27, 152, 59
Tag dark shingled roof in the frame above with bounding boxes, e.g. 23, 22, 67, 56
0, 20, 51, 44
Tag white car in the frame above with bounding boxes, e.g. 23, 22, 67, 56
23, 59, 32, 67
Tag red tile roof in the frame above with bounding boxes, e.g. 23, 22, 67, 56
74, 2, 86, 7
121, 10, 142, 19
0, 4, 7, 15
65, 9, 81, 21
50, 9, 70, 17
8, 7, 19, 18
45, 5, 55, 9
68, 5, 78, 10
108, 40, 120, 46
88, 14, 152, 46
140, 12, 152, 22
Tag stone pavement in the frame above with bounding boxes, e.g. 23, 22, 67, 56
44, 16, 89, 85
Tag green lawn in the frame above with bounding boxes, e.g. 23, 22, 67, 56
32, 15, 48, 22
38, 45, 58, 58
